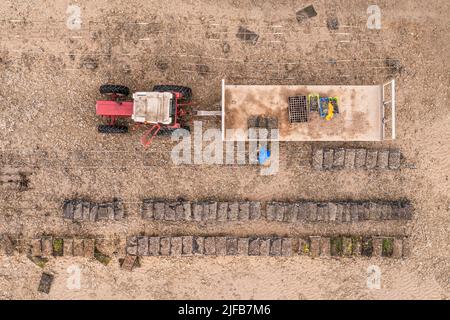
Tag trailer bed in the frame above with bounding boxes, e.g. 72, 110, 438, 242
222, 80, 395, 141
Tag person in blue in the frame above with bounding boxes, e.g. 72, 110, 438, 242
258, 145, 271, 165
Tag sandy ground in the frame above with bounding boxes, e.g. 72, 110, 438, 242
0, 0, 449, 299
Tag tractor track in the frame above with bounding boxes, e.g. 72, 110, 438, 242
0, 196, 414, 242
126, 235, 410, 259
0, 10, 403, 83
138, 199, 413, 224
311, 148, 408, 170
0, 144, 415, 170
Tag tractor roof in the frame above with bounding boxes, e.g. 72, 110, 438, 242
132, 92, 173, 124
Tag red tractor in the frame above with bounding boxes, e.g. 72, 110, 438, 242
95, 84, 192, 148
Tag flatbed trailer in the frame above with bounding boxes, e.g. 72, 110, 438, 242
221, 79, 396, 141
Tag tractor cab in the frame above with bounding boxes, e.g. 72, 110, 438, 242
96, 84, 193, 148
131, 91, 175, 125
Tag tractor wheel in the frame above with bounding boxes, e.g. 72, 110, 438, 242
152, 85, 192, 102
98, 125, 128, 134
99, 84, 130, 97
182, 124, 191, 132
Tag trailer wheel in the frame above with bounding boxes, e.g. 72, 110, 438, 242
155, 126, 191, 137
98, 125, 128, 134
152, 85, 192, 102
100, 84, 130, 97
157, 127, 178, 136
